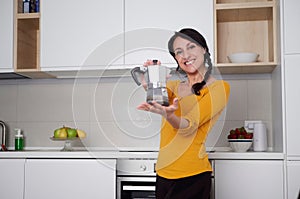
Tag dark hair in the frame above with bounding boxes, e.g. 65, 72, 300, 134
168, 28, 213, 95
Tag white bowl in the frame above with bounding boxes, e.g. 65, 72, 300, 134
228, 139, 253, 152
228, 52, 259, 63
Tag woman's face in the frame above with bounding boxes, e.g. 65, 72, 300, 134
173, 36, 206, 75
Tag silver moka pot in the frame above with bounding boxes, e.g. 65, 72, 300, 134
131, 60, 170, 106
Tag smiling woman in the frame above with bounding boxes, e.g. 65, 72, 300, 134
168, 28, 214, 95
136, 28, 230, 199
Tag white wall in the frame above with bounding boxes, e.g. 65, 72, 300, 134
0, 74, 272, 150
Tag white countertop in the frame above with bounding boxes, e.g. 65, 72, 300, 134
0, 149, 284, 160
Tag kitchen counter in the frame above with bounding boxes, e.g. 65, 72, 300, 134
0, 149, 284, 160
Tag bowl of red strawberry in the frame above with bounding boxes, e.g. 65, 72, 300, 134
228, 127, 253, 152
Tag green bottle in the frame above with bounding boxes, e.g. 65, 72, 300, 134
15, 129, 24, 151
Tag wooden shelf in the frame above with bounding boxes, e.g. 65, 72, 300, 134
215, 1, 274, 10
215, 62, 276, 74
214, 0, 278, 74
17, 12, 40, 19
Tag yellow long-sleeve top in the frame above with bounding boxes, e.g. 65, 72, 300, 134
156, 80, 230, 179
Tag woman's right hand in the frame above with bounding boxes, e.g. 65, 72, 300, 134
143, 59, 161, 67
137, 98, 188, 129
137, 98, 178, 118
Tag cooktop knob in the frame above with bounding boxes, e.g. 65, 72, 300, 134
140, 164, 147, 171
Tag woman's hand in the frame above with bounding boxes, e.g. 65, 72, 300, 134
143, 59, 161, 67
137, 98, 179, 118
137, 98, 189, 129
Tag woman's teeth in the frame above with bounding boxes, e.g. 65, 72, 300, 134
185, 60, 194, 65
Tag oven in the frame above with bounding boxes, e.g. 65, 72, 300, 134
117, 158, 156, 199
117, 158, 215, 199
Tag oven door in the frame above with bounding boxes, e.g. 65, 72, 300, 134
117, 176, 156, 199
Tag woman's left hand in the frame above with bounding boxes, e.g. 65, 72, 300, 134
137, 98, 179, 118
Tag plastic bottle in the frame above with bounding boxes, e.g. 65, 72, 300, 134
15, 129, 24, 151
23, 0, 30, 13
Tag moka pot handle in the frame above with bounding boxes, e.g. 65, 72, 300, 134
130, 66, 147, 86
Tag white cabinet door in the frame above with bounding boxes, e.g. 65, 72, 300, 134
215, 160, 284, 199
0, 0, 14, 72
283, 0, 300, 54
40, 0, 124, 70
0, 159, 25, 199
124, 0, 213, 65
285, 55, 300, 156
287, 161, 300, 199
24, 159, 116, 199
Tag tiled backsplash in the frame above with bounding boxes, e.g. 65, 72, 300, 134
0, 74, 272, 150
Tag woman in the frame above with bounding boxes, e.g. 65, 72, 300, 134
137, 28, 230, 199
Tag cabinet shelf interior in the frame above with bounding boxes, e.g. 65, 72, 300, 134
216, 6, 275, 64
17, 0, 39, 14
16, 18, 39, 70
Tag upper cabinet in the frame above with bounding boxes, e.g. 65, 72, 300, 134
9, 0, 281, 78
214, 0, 278, 74
13, 0, 53, 78
40, 0, 124, 71
0, 0, 14, 72
283, 0, 300, 54
124, 0, 213, 66
14, 0, 40, 71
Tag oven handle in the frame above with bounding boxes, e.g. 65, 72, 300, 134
117, 176, 156, 182
123, 185, 155, 191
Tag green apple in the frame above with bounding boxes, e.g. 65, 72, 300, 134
54, 128, 61, 138
67, 128, 77, 138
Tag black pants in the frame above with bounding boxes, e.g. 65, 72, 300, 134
156, 171, 212, 199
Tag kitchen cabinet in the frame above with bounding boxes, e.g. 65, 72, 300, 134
0, 0, 14, 72
124, 0, 213, 65
24, 159, 116, 199
283, 0, 300, 54
287, 161, 300, 199
40, 0, 124, 71
0, 159, 25, 199
214, 0, 278, 74
282, 1, 300, 197
214, 160, 284, 199
13, 0, 53, 78
284, 54, 300, 156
